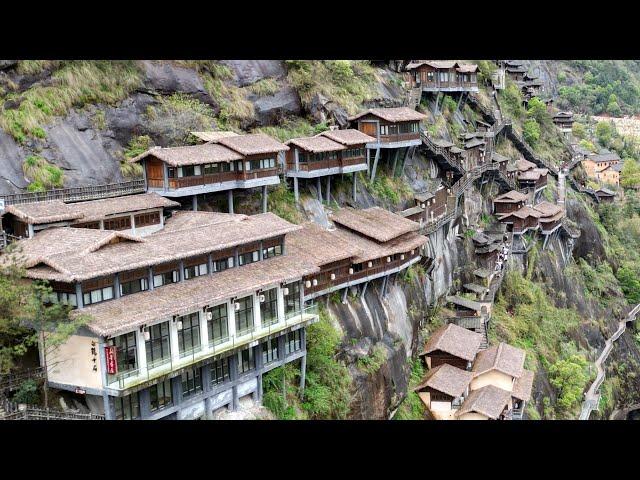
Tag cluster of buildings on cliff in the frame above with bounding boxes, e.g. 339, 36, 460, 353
0, 59, 573, 419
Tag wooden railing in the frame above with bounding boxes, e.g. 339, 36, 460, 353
378, 132, 421, 144
421, 132, 465, 172
418, 80, 478, 91
0, 180, 146, 206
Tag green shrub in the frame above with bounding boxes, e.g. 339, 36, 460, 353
523, 118, 541, 146
22, 155, 64, 190
549, 354, 589, 413
357, 343, 387, 375
394, 359, 426, 420
12, 379, 40, 404
247, 78, 280, 96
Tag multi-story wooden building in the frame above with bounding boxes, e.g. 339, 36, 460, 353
533, 201, 565, 235
497, 205, 542, 235
503, 60, 527, 82
399, 186, 451, 227
493, 190, 529, 215
5, 211, 323, 420
515, 159, 548, 193
284, 129, 374, 204
130, 133, 289, 214
287, 207, 427, 300
594, 187, 616, 203
552, 111, 574, 133
1, 193, 178, 239
404, 61, 479, 92
349, 107, 426, 182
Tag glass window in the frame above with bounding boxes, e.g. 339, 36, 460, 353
177, 313, 201, 357
213, 256, 233, 272
238, 250, 259, 266
262, 244, 282, 259
260, 288, 278, 327
181, 367, 203, 399
108, 332, 137, 377
283, 281, 301, 317
149, 379, 173, 412
84, 285, 115, 306
114, 392, 140, 420
55, 291, 77, 308
210, 357, 230, 387
120, 277, 149, 297
145, 321, 171, 368
207, 304, 229, 346
238, 347, 255, 375
285, 330, 302, 355
153, 269, 179, 288
134, 212, 161, 228
262, 338, 279, 365
184, 263, 208, 280
103, 216, 132, 231
203, 163, 219, 175
235, 296, 254, 336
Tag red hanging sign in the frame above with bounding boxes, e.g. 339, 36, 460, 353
105, 346, 118, 375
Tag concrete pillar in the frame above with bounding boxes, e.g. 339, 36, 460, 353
293, 177, 299, 204
230, 355, 239, 411
171, 376, 183, 406
148, 267, 154, 291
139, 388, 151, 419
227, 190, 234, 214
114, 273, 121, 299
326, 176, 331, 204
370, 148, 381, 182
178, 260, 185, 282
170, 318, 181, 364
366, 148, 371, 173
352, 173, 357, 202
75, 282, 84, 309
136, 329, 147, 373
162, 163, 169, 191
192, 194, 198, 212
99, 220, 104, 231
316, 177, 322, 202
199, 310, 209, 350
130, 213, 136, 235
27, 223, 35, 238
262, 185, 268, 213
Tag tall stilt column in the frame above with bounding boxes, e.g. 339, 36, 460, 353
293, 177, 299, 204
326, 176, 331, 204
352, 173, 357, 202
316, 177, 322, 202
370, 148, 381, 182
227, 190, 234, 214
192, 194, 198, 212
262, 185, 268, 213
299, 354, 307, 398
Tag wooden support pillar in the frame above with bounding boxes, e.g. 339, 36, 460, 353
192, 194, 198, 212
262, 185, 268, 213
293, 177, 299, 204
326, 176, 331, 204
316, 177, 322, 202
227, 189, 234, 214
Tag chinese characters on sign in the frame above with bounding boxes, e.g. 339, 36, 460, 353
91, 341, 98, 372
105, 345, 118, 375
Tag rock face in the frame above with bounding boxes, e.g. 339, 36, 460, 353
221, 60, 286, 87
0, 130, 28, 195
140, 60, 217, 108
251, 85, 302, 125
567, 198, 607, 262
43, 114, 124, 186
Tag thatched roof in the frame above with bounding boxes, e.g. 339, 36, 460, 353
420, 323, 483, 362
512, 369, 534, 402
75, 254, 319, 337
349, 107, 427, 123
319, 129, 376, 146
465, 138, 485, 149
456, 63, 478, 73
285, 136, 344, 153
12, 212, 301, 282
216, 133, 289, 155
586, 152, 621, 163
595, 188, 615, 197
190, 131, 239, 142
472, 342, 525, 379
161, 211, 248, 233
518, 168, 548, 181
516, 159, 537, 171
414, 191, 435, 203
431, 139, 454, 148
285, 223, 360, 267
455, 385, 511, 419
500, 205, 543, 220
129, 143, 242, 166
71, 193, 179, 223
330, 207, 420, 243
473, 268, 492, 279
494, 190, 528, 203
533, 201, 563, 219
492, 153, 510, 163
446, 295, 487, 313
414, 364, 473, 398
399, 206, 424, 218
331, 227, 426, 264
464, 283, 489, 295
4, 201, 84, 224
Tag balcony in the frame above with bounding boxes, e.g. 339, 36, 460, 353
105, 304, 319, 391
